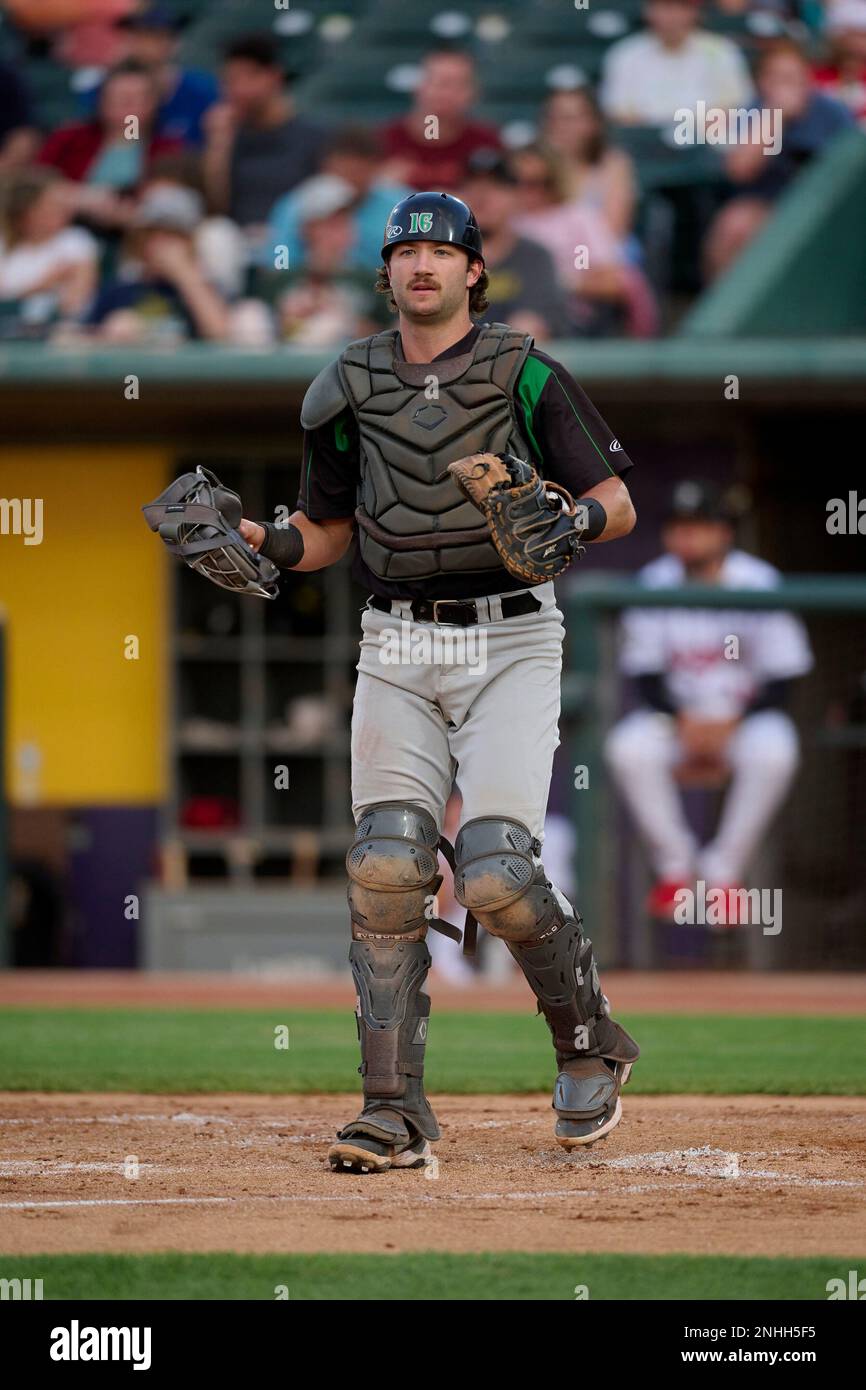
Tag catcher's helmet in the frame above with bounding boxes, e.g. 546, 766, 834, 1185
381, 191, 485, 265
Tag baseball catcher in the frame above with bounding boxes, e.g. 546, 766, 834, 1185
146, 190, 640, 1173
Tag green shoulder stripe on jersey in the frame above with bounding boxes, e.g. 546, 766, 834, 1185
334, 414, 350, 453
546, 363, 616, 476
515, 354, 550, 465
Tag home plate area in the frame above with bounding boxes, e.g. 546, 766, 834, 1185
1, 1093, 864, 1258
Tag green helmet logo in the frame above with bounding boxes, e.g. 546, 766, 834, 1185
408, 211, 434, 234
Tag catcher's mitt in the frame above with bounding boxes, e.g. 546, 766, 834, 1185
447, 452, 588, 585
142, 466, 280, 599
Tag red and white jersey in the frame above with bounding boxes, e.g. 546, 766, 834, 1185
618, 550, 814, 718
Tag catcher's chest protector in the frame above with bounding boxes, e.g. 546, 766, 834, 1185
338, 323, 534, 581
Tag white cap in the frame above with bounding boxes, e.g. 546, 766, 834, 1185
293, 174, 356, 224
133, 185, 204, 232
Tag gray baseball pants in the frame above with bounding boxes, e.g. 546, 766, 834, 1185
351, 581, 565, 841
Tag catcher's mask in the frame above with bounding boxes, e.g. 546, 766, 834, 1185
142, 466, 280, 599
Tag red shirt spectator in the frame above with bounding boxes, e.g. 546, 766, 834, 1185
39, 122, 182, 182
38, 60, 183, 184
379, 49, 500, 191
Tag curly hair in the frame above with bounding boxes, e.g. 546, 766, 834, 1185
375, 258, 489, 316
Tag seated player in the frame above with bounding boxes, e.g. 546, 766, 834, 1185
604, 479, 813, 917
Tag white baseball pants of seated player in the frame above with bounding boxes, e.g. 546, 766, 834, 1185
351, 581, 564, 844
603, 707, 800, 885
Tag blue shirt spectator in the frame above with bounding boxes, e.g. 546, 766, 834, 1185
148, 68, 220, 148
263, 125, 409, 271
79, 4, 218, 147
80, 67, 218, 149
265, 179, 409, 273
741, 89, 854, 198
726, 42, 855, 201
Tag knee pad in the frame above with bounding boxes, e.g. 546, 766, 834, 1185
346, 801, 443, 940
453, 816, 564, 943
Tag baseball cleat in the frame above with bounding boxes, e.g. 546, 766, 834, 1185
556, 1096, 622, 1149
327, 1107, 433, 1173
552, 1056, 630, 1150
327, 1134, 431, 1174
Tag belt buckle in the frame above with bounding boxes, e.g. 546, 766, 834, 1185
432, 599, 476, 625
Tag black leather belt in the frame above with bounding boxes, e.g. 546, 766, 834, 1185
368, 592, 542, 626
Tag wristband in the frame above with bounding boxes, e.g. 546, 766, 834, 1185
578, 496, 607, 541
259, 520, 305, 569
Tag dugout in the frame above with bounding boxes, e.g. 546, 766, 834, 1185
1, 335, 864, 971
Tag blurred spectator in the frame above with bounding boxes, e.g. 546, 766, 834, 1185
78, 4, 219, 147
4, 1, 133, 67
0, 60, 38, 173
813, 1, 866, 123
511, 145, 658, 338
202, 33, 326, 232
460, 149, 571, 340
604, 480, 813, 915
600, 0, 752, 126
265, 125, 409, 272
38, 60, 185, 228
83, 183, 229, 341
272, 174, 382, 347
0, 168, 98, 336
379, 49, 501, 190
704, 40, 854, 278
540, 88, 638, 245
138, 151, 248, 299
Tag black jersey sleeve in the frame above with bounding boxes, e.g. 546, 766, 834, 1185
517, 348, 634, 497
295, 408, 360, 520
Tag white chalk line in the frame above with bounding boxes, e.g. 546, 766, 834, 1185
0, 1161, 177, 1177
2, 1169, 862, 1213
0, 1197, 232, 1210
0, 1156, 329, 1177
0, 1185, 717, 1212
0, 1113, 238, 1127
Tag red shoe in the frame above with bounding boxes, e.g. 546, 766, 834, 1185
645, 880, 691, 918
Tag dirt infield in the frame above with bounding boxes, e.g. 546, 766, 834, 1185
2, 974, 863, 1261
1, 1092, 865, 1258
3, 969, 866, 1013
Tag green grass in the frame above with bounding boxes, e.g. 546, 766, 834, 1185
0, 1009, 862, 1094
0, 1252, 858, 1300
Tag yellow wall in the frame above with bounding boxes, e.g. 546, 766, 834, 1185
0, 446, 170, 805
